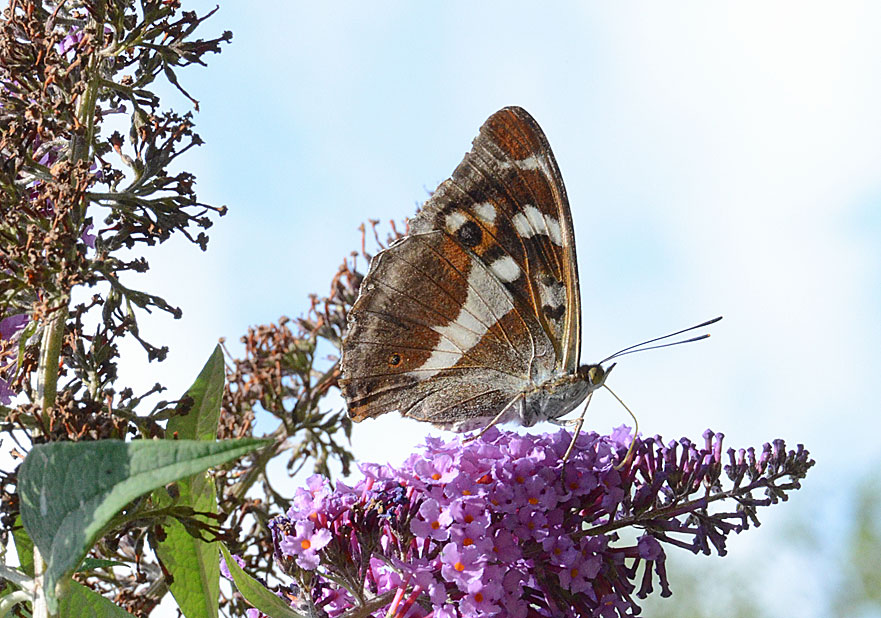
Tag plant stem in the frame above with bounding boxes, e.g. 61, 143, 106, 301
31, 552, 48, 618
36, 311, 66, 413
31, 16, 105, 618
31, 308, 67, 618
580, 477, 775, 538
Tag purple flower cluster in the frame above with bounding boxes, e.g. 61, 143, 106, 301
0, 314, 28, 405
260, 427, 812, 618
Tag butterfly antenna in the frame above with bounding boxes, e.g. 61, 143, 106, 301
599, 316, 722, 365
604, 334, 713, 359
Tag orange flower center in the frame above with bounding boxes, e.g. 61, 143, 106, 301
463, 538, 473, 546
528, 497, 538, 505
474, 592, 484, 603
431, 521, 440, 530
300, 539, 311, 550
454, 561, 465, 572
431, 473, 441, 480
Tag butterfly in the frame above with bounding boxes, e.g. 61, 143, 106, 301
339, 107, 717, 441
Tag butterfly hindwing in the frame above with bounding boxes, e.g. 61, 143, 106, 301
340, 230, 555, 429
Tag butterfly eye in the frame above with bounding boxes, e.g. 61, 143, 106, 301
588, 366, 605, 386
387, 353, 402, 367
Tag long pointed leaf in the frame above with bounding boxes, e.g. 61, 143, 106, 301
59, 581, 138, 617
12, 514, 34, 577
155, 345, 226, 618
19, 438, 266, 612
167, 344, 225, 442
219, 544, 304, 618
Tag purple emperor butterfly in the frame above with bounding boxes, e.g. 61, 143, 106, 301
339, 107, 717, 440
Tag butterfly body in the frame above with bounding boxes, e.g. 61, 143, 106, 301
340, 107, 601, 433
521, 363, 612, 426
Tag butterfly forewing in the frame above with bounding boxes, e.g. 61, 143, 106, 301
410, 106, 581, 372
340, 107, 582, 429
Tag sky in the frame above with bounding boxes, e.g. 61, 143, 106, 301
125, 3, 881, 616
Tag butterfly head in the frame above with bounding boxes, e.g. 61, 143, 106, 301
578, 362, 615, 392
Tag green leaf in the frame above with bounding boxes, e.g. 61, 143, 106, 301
59, 581, 138, 617
12, 514, 34, 577
19, 438, 267, 613
77, 558, 128, 572
167, 344, 225, 442
154, 345, 225, 618
285, 339, 314, 373
219, 544, 304, 618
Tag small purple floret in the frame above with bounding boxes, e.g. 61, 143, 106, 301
638, 534, 664, 560
0, 314, 28, 340
219, 552, 246, 581
0, 378, 13, 406
81, 224, 96, 248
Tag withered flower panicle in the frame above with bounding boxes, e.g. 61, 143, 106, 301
1, 1, 230, 613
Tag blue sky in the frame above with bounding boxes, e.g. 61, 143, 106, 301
134, 3, 881, 615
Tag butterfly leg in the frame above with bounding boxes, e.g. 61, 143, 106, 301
560, 392, 595, 468
462, 393, 524, 443
605, 385, 640, 471
548, 417, 581, 428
